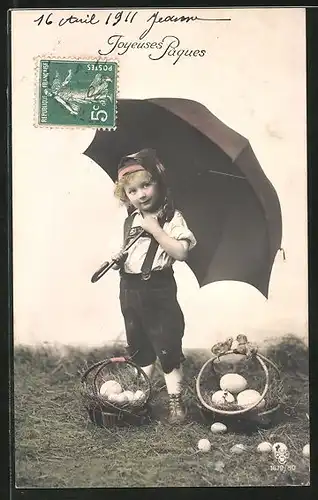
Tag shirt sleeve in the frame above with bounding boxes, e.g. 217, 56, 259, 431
167, 211, 197, 251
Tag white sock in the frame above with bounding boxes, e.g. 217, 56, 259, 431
140, 363, 156, 379
164, 367, 183, 395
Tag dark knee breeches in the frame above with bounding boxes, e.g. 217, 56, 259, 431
119, 269, 185, 374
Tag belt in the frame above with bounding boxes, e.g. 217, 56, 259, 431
120, 268, 174, 282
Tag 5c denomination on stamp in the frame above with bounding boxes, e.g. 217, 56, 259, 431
37, 58, 118, 128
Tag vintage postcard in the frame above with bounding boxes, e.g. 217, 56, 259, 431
10, 7, 309, 488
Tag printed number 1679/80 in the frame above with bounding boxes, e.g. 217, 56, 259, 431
87, 64, 113, 72
91, 105, 108, 122
270, 464, 296, 472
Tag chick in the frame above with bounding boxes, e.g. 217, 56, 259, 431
232, 334, 248, 355
236, 334, 248, 344
211, 337, 233, 359
233, 334, 257, 358
246, 343, 258, 358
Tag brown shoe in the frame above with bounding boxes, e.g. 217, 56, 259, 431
168, 394, 187, 424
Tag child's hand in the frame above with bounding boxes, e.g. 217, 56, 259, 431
139, 214, 161, 236
111, 250, 128, 270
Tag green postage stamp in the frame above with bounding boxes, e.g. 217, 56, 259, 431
37, 58, 118, 128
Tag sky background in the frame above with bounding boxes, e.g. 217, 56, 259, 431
11, 8, 307, 349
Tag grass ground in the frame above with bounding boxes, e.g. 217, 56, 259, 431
14, 334, 310, 488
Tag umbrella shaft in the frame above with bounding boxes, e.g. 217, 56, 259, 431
207, 170, 245, 179
91, 230, 145, 283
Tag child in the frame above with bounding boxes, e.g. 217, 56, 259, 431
112, 148, 196, 423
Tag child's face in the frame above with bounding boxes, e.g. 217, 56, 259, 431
124, 170, 160, 213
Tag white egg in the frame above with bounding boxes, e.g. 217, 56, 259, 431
230, 444, 247, 454
237, 389, 265, 410
122, 390, 135, 402
197, 439, 211, 452
257, 442, 272, 453
220, 373, 248, 394
99, 380, 122, 396
211, 390, 235, 406
109, 392, 128, 404
210, 422, 228, 434
134, 390, 146, 403
107, 393, 119, 403
302, 443, 310, 458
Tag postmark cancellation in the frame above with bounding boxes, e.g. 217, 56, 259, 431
35, 57, 118, 129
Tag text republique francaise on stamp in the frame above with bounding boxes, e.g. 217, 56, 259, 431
37, 58, 118, 129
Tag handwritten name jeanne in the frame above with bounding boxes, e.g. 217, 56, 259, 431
140, 10, 230, 39
98, 35, 206, 65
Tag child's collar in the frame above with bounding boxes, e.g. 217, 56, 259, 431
130, 208, 140, 216
130, 208, 163, 218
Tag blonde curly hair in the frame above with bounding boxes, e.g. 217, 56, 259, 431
114, 170, 154, 206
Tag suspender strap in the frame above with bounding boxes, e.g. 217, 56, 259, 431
123, 213, 137, 246
123, 212, 166, 280
141, 217, 165, 280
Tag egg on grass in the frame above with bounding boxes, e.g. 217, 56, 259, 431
197, 439, 211, 452
257, 442, 273, 453
210, 422, 228, 434
230, 444, 247, 454
302, 444, 310, 458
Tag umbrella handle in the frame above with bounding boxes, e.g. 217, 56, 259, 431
91, 260, 116, 283
90, 229, 145, 283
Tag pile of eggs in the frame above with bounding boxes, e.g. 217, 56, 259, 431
211, 373, 266, 410
99, 380, 146, 405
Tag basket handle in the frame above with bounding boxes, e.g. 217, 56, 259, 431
80, 359, 109, 384
80, 356, 130, 384
195, 351, 270, 416
257, 353, 281, 375
256, 353, 281, 417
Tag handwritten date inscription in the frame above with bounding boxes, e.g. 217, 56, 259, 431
34, 12, 100, 27
33, 10, 230, 36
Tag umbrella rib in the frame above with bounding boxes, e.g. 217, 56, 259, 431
206, 170, 246, 180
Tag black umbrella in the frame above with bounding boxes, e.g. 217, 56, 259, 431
84, 98, 282, 298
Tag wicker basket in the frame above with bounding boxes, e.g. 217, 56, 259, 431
195, 349, 283, 425
80, 356, 152, 427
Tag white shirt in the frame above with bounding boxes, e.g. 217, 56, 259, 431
122, 209, 196, 274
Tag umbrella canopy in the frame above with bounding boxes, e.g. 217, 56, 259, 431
84, 98, 282, 298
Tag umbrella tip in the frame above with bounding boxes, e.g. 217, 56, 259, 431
279, 247, 286, 261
